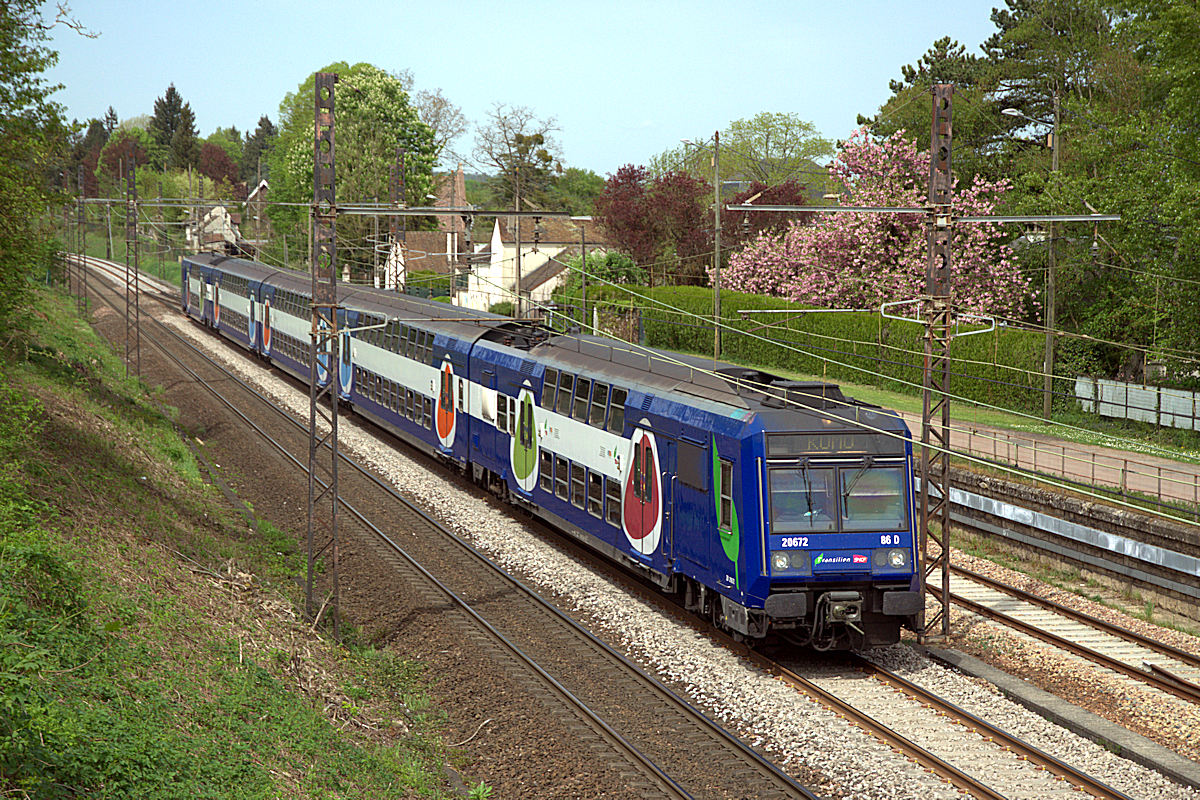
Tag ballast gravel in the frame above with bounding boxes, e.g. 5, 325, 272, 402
158, 308, 1198, 800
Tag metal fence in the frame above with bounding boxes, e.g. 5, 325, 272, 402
1075, 377, 1200, 432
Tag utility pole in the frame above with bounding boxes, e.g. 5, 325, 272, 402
514, 170, 522, 318
580, 223, 587, 328
1043, 91, 1060, 420
307, 71, 341, 639
713, 130, 722, 362
917, 85, 955, 642
77, 164, 86, 313
124, 158, 140, 376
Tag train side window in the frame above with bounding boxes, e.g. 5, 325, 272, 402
573, 378, 592, 421
458, 377, 465, 412
589, 382, 608, 427
496, 393, 509, 432
541, 368, 558, 410
423, 395, 433, 429
509, 396, 518, 436
587, 471, 603, 517
556, 373, 574, 416
570, 463, 585, 508
423, 332, 433, 363
539, 449, 553, 491
405, 389, 414, 419
571, 379, 590, 422
607, 387, 627, 434
554, 456, 569, 499
605, 478, 621, 526
718, 459, 733, 530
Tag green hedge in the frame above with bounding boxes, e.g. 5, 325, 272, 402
554, 284, 1047, 414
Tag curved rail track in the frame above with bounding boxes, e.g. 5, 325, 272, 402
75, 254, 819, 800
74, 254, 1191, 799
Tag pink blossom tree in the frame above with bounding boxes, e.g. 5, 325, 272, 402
723, 129, 1033, 316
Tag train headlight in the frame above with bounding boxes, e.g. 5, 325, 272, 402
888, 549, 908, 568
772, 551, 790, 572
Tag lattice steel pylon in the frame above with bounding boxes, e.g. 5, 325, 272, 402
306, 71, 341, 638
124, 159, 140, 376
917, 85, 955, 642
77, 164, 86, 314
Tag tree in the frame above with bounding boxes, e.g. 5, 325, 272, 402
198, 141, 239, 188
148, 83, 187, 168
594, 165, 713, 283
723, 130, 1033, 317
546, 167, 604, 216
266, 62, 437, 274
167, 103, 198, 170
720, 180, 813, 252
652, 113, 833, 191
103, 105, 118, 133
72, 118, 108, 195
413, 87, 467, 166
472, 103, 560, 208
240, 115, 276, 184
95, 128, 149, 190
206, 126, 241, 165
0, 0, 69, 322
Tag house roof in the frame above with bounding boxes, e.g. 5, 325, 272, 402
400, 230, 455, 274
495, 215, 609, 247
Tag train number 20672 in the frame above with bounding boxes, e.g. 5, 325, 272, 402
780, 536, 810, 548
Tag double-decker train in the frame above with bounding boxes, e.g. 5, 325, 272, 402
182, 251, 922, 649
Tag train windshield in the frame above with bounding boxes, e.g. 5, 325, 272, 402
840, 466, 907, 531
769, 467, 836, 532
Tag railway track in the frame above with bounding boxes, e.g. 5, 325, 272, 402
943, 537, 1200, 705
73, 254, 1196, 799
75, 254, 819, 800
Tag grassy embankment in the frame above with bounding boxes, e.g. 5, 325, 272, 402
1, 285, 474, 798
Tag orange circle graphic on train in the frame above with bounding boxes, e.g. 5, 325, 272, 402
435, 359, 456, 448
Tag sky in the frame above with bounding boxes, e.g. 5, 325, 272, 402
46, 1, 1004, 177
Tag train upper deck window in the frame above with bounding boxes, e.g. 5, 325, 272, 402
573, 378, 592, 420
840, 467, 907, 531
769, 467, 837, 533
541, 369, 559, 409
556, 373, 574, 416
607, 388, 627, 434
589, 382, 608, 427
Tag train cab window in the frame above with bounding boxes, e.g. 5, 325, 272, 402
605, 478, 621, 527
589, 382, 608, 427
587, 472, 603, 517
497, 393, 509, 432
539, 450, 553, 491
554, 456, 569, 499
572, 378, 592, 420
541, 369, 558, 410
556, 373, 574, 416
718, 459, 733, 529
570, 463, 586, 508
840, 466, 907, 531
770, 467, 836, 533
606, 387, 627, 434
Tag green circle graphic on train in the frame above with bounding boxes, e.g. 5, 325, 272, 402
510, 385, 538, 491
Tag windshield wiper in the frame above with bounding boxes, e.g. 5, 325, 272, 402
842, 456, 874, 504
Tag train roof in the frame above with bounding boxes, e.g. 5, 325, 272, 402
185, 251, 905, 433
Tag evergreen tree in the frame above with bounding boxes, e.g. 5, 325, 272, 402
148, 83, 184, 167
240, 115, 276, 184
103, 105, 118, 134
167, 103, 198, 169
